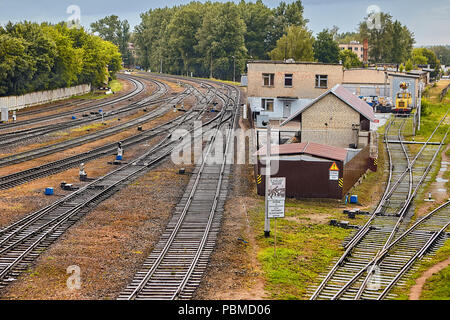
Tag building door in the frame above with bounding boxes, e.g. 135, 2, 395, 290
283, 102, 291, 118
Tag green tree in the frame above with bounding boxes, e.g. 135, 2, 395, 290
269, 25, 314, 61
0, 21, 122, 96
313, 29, 340, 63
195, 2, 247, 80
91, 15, 132, 66
430, 46, 450, 65
339, 49, 362, 69
266, 0, 308, 54
238, 0, 273, 59
167, 5, 202, 75
359, 12, 414, 63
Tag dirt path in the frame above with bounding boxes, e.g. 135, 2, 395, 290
409, 257, 450, 300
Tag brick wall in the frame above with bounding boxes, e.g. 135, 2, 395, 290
301, 94, 360, 148
247, 61, 343, 99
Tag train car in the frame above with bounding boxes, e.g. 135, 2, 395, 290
392, 82, 413, 114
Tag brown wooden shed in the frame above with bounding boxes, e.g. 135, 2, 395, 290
255, 142, 374, 199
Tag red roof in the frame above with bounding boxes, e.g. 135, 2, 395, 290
256, 142, 347, 162
332, 85, 376, 121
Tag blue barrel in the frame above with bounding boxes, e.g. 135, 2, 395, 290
72, 116, 76, 119
45, 187, 54, 195
116, 155, 123, 160
350, 195, 358, 204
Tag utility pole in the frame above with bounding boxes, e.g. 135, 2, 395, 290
210, 51, 213, 79
232, 55, 236, 83
264, 122, 271, 237
418, 81, 423, 131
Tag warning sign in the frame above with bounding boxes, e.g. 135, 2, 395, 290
329, 162, 339, 180
268, 177, 286, 218
329, 171, 339, 180
329, 162, 339, 171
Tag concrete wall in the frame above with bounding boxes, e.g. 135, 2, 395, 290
343, 69, 388, 85
247, 61, 344, 99
301, 94, 360, 148
0, 84, 91, 111
248, 96, 312, 120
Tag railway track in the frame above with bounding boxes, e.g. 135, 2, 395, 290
0, 81, 219, 190
0, 75, 146, 132
0, 77, 230, 290
118, 76, 240, 300
0, 76, 169, 148
309, 113, 449, 300
0, 77, 192, 168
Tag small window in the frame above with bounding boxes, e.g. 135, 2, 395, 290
315, 75, 328, 88
261, 99, 274, 112
354, 47, 358, 51
284, 74, 293, 87
262, 73, 274, 86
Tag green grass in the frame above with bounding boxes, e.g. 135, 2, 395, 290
109, 79, 123, 92
249, 199, 367, 299
72, 79, 123, 100
420, 265, 450, 300
392, 238, 450, 299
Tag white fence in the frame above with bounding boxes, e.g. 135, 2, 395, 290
0, 84, 91, 111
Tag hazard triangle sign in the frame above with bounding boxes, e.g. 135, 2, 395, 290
329, 162, 339, 171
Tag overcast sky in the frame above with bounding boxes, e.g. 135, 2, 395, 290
0, 0, 448, 46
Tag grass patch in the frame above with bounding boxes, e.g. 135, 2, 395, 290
249, 198, 368, 299
109, 79, 123, 93
420, 265, 450, 300
73, 79, 123, 100
392, 238, 450, 299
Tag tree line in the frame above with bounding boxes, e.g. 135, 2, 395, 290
130, 0, 309, 80
0, 21, 122, 97
120, 0, 442, 81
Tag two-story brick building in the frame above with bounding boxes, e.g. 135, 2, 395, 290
247, 60, 343, 124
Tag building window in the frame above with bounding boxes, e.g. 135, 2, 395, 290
262, 73, 274, 86
284, 74, 293, 87
348, 47, 352, 51
315, 75, 328, 88
354, 47, 358, 51
261, 98, 274, 111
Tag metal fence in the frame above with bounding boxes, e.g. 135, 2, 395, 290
0, 84, 91, 111
440, 84, 450, 102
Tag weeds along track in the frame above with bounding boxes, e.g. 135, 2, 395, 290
0, 77, 233, 291
118, 75, 240, 300
0, 79, 219, 190
0, 76, 168, 148
310, 113, 449, 300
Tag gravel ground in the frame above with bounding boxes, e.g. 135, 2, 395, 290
0, 160, 193, 300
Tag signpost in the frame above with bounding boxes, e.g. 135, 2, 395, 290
268, 177, 286, 257
329, 162, 339, 181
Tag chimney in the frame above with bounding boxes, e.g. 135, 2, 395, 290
363, 39, 369, 64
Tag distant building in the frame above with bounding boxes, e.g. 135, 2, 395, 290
339, 41, 364, 62
247, 60, 343, 122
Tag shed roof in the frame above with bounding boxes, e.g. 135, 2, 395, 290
256, 142, 348, 162
280, 84, 376, 126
